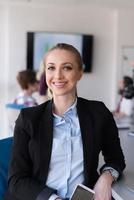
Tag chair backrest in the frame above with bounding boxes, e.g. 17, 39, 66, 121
0, 137, 13, 199
5, 103, 25, 110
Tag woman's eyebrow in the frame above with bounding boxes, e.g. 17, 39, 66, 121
46, 62, 55, 65
63, 62, 73, 65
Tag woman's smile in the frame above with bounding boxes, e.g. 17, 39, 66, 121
52, 81, 67, 88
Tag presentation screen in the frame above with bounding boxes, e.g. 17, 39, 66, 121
27, 32, 94, 72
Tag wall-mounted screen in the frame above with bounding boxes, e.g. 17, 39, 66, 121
27, 32, 94, 72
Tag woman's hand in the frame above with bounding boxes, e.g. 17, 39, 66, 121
93, 171, 114, 200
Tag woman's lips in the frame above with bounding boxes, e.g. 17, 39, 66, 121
53, 81, 67, 88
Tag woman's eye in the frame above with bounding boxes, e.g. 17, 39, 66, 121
47, 66, 55, 70
63, 66, 73, 71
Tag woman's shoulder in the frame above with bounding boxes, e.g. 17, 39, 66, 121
18, 100, 52, 121
77, 97, 105, 107
77, 97, 110, 115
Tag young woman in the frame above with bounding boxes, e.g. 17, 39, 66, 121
6, 43, 125, 200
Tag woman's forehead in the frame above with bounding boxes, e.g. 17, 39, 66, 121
45, 49, 77, 62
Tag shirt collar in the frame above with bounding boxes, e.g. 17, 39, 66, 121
53, 99, 77, 124
64, 98, 77, 115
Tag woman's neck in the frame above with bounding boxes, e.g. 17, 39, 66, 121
53, 94, 76, 116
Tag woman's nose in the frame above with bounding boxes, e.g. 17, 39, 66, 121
55, 69, 63, 79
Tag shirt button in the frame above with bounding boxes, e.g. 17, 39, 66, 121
67, 154, 70, 158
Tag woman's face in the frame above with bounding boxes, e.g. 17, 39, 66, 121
45, 49, 83, 97
119, 80, 125, 90
118, 79, 125, 95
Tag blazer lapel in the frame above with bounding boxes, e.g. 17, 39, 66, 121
77, 98, 94, 184
38, 100, 53, 181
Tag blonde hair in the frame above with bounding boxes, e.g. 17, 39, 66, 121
44, 43, 83, 70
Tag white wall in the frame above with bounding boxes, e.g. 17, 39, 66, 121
0, 5, 10, 138
0, 3, 120, 137
7, 3, 117, 104
117, 10, 134, 78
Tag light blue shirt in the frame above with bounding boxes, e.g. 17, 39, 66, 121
45, 100, 119, 200
46, 100, 84, 199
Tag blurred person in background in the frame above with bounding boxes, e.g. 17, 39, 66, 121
13, 69, 39, 107
113, 76, 134, 118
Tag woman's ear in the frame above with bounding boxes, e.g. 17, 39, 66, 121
78, 69, 83, 81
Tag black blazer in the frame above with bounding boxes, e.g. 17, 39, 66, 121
7, 97, 126, 200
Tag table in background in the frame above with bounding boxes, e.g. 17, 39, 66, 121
113, 129, 134, 200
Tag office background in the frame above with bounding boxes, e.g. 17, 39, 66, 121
1, 0, 134, 137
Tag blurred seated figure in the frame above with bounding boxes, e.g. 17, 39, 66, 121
13, 69, 39, 107
113, 76, 134, 119
6, 70, 39, 136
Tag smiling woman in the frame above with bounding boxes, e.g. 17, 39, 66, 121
6, 43, 125, 200
44, 44, 83, 113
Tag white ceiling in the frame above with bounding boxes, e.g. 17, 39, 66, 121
1, 0, 134, 10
